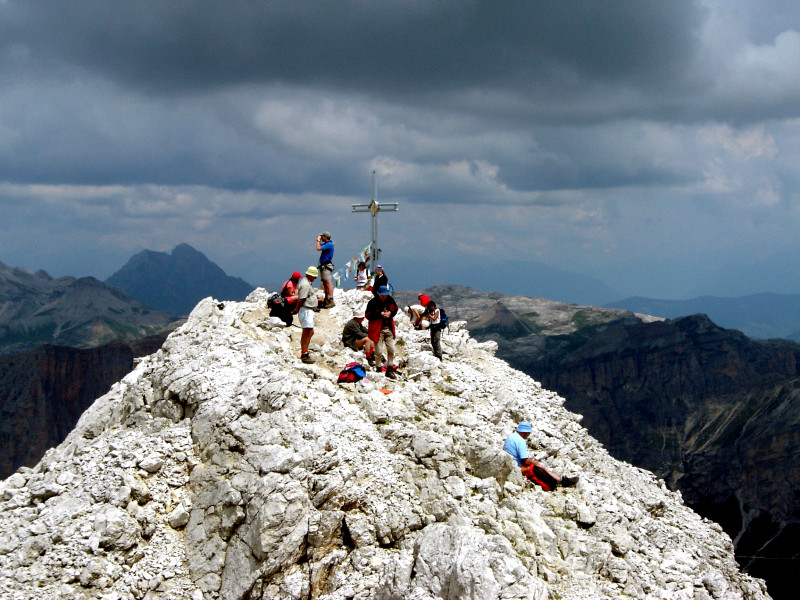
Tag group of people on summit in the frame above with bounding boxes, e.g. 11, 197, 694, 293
269, 230, 577, 491
268, 231, 440, 371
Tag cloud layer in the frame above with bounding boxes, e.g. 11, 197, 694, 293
2, 1, 800, 300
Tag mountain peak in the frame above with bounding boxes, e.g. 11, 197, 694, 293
106, 244, 254, 315
0, 288, 769, 599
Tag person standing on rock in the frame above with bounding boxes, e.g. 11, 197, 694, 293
366, 285, 399, 377
422, 300, 443, 360
503, 421, 578, 490
295, 266, 319, 364
316, 232, 335, 308
371, 264, 389, 296
354, 261, 370, 291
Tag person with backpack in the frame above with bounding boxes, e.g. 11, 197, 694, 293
354, 261, 370, 291
422, 299, 444, 360
269, 271, 301, 326
366, 285, 399, 378
503, 421, 578, 490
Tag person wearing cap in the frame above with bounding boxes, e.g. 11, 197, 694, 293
316, 232, 335, 308
342, 307, 376, 364
371, 264, 389, 296
295, 266, 320, 363
269, 271, 302, 326
503, 421, 578, 490
365, 284, 399, 377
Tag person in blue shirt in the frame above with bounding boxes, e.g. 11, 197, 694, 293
316, 231, 335, 308
503, 421, 578, 490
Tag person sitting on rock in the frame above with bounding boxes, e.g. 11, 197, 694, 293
503, 421, 578, 490
342, 307, 376, 365
269, 271, 301, 326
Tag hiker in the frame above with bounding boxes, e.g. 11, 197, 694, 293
342, 308, 376, 365
354, 261, 370, 291
422, 300, 443, 360
503, 421, 578, 490
316, 232, 335, 308
371, 264, 389, 296
366, 285, 399, 377
404, 304, 426, 329
295, 266, 319, 364
408, 294, 433, 329
269, 271, 301, 326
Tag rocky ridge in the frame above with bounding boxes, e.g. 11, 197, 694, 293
0, 289, 770, 600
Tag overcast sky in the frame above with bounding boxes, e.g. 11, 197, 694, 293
3, 0, 800, 303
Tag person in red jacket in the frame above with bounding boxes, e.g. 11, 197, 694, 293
365, 285, 399, 377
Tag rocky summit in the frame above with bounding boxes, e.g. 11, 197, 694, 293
0, 289, 770, 600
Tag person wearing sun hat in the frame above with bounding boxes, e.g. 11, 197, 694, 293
503, 421, 578, 490
342, 307, 376, 365
295, 266, 319, 363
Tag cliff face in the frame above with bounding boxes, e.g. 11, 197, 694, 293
0, 333, 172, 479
520, 314, 800, 599
0, 290, 769, 600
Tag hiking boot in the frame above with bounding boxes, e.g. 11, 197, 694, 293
301, 353, 316, 364
560, 475, 579, 488
325, 298, 335, 308
367, 355, 376, 367
385, 369, 397, 380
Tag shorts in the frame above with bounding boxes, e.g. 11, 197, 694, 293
319, 263, 333, 282
298, 307, 315, 329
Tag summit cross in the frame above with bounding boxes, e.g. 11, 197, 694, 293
351, 171, 398, 265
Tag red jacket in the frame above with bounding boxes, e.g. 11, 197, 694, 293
366, 295, 398, 341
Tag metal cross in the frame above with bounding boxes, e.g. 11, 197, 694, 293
351, 171, 398, 265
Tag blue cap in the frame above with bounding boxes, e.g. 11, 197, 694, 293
517, 421, 532, 433
377, 285, 390, 295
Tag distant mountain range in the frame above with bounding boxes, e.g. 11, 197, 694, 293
0, 261, 177, 354
607, 292, 800, 342
106, 243, 254, 315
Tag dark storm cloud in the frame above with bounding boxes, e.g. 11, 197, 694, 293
3, 2, 700, 104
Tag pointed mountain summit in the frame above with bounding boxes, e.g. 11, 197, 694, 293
106, 243, 254, 315
0, 288, 769, 599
